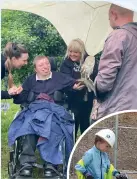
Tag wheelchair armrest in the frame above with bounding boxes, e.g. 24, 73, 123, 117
27, 91, 35, 103
54, 91, 70, 110
53, 91, 64, 102
20, 91, 36, 109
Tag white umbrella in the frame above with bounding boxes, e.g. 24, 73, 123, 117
2, 0, 137, 55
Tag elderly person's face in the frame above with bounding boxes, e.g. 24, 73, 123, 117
68, 50, 81, 62
35, 58, 51, 76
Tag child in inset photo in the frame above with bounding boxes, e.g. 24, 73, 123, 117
75, 129, 127, 179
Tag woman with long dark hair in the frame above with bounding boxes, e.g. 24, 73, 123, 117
1, 42, 28, 99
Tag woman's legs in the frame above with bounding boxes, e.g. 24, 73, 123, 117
79, 102, 92, 134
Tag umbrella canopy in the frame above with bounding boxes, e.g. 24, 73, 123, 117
2, 0, 137, 55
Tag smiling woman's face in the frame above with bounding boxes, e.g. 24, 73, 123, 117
11, 53, 29, 69
35, 57, 51, 76
68, 50, 81, 62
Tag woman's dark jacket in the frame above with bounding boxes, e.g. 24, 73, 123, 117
1, 54, 11, 99
60, 53, 94, 110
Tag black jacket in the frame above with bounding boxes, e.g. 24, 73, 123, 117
1, 54, 6, 80
1, 54, 11, 99
60, 53, 94, 108
60, 52, 88, 79
60, 52, 102, 108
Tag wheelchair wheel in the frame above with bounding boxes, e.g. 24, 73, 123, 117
8, 139, 22, 179
8, 161, 16, 179
62, 140, 67, 179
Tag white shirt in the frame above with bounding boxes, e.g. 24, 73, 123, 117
36, 72, 52, 81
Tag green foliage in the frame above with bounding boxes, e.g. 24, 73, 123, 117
1, 10, 67, 178
1, 10, 66, 83
1, 100, 20, 178
1, 101, 43, 178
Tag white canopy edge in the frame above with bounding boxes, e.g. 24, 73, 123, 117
1, 1, 137, 55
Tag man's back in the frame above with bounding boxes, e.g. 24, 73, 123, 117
96, 22, 137, 118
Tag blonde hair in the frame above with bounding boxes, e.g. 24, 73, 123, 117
33, 55, 49, 67
3, 42, 28, 88
65, 38, 86, 64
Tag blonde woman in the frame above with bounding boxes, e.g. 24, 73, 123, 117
1, 42, 29, 99
60, 38, 94, 137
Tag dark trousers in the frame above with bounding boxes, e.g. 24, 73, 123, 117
19, 134, 39, 166
68, 92, 94, 137
74, 102, 92, 137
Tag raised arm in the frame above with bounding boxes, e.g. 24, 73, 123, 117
12, 77, 31, 104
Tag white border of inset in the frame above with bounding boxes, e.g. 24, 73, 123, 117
67, 109, 137, 178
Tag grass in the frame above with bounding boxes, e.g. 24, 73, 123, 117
1, 100, 45, 179
1, 99, 20, 179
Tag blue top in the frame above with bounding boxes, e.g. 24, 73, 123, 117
75, 145, 118, 179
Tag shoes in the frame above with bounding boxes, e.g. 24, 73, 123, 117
44, 163, 59, 177
19, 163, 33, 177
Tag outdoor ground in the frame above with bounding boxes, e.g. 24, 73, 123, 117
1, 99, 51, 179
1, 99, 20, 179
70, 172, 137, 179
1, 101, 137, 179
69, 112, 137, 179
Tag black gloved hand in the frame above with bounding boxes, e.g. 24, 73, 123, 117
86, 175, 94, 179
116, 173, 128, 179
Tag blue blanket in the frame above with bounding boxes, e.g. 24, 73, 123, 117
8, 100, 74, 164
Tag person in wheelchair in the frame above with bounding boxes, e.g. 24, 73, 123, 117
8, 55, 84, 178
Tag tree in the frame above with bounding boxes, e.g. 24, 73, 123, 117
1, 10, 66, 83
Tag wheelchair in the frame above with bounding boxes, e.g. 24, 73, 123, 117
8, 58, 75, 179
8, 90, 75, 179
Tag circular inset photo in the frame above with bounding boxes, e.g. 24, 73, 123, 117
68, 112, 137, 179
